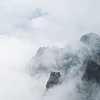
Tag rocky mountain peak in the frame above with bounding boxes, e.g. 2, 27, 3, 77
80, 33, 100, 53
82, 53, 100, 82
46, 72, 62, 89
80, 33, 100, 44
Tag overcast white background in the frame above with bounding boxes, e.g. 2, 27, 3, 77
0, 0, 100, 46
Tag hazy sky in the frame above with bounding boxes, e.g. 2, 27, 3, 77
0, 0, 100, 47
0, 0, 100, 100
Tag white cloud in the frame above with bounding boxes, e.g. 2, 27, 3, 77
0, 0, 100, 100
0, 0, 100, 46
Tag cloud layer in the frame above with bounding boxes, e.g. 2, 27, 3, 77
0, 0, 100, 46
0, 0, 100, 100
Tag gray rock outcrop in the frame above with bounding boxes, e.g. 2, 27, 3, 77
82, 53, 100, 83
46, 72, 62, 89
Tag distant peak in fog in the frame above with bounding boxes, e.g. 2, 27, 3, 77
80, 33, 100, 53
80, 33, 100, 44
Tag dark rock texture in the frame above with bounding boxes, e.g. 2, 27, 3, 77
82, 53, 100, 82
46, 72, 61, 89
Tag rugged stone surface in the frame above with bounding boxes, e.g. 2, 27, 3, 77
80, 33, 100, 53
82, 53, 100, 82
46, 72, 62, 89
29, 46, 80, 75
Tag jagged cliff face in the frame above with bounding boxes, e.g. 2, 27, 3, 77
29, 33, 100, 76
29, 33, 100, 81
28, 33, 100, 100
82, 53, 100, 82
80, 33, 100, 83
46, 72, 61, 89
29, 33, 100, 79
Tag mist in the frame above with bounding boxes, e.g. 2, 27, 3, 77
0, 0, 100, 100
